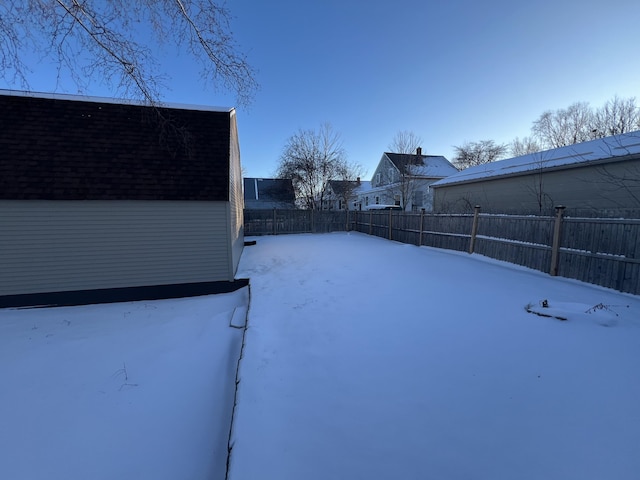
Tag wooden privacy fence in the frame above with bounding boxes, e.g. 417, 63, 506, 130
244, 208, 640, 295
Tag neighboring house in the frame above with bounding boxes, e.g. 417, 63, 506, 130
360, 148, 458, 211
322, 178, 371, 210
432, 131, 640, 214
0, 90, 245, 308
244, 178, 296, 209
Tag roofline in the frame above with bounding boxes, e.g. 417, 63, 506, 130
0, 88, 234, 113
431, 152, 640, 188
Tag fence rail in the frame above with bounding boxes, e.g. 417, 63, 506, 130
244, 208, 640, 295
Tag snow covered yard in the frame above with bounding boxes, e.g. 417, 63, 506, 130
228, 232, 640, 480
0, 288, 248, 480
2, 232, 639, 480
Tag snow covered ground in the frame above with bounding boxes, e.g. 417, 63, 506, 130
228, 232, 640, 480
0, 288, 248, 480
2, 232, 639, 480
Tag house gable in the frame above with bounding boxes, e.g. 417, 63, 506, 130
371, 154, 398, 187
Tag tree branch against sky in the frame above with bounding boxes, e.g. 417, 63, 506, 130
388, 130, 423, 154
452, 140, 507, 170
0, 1, 258, 106
510, 136, 542, 157
276, 123, 355, 210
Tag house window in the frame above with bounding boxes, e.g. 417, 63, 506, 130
365, 196, 369, 206
375, 173, 381, 186
338, 199, 344, 210
394, 194, 401, 206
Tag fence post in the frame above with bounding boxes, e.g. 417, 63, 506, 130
468, 205, 481, 253
346, 209, 350, 232
273, 208, 277, 235
311, 209, 315, 233
369, 211, 373, 235
419, 208, 425, 246
388, 210, 393, 240
550, 205, 566, 276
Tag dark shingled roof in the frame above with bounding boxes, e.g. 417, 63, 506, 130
0, 91, 233, 200
328, 180, 358, 196
244, 178, 295, 208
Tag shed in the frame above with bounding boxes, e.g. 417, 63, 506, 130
432, 131, 640, 215
0, 90, 245, 307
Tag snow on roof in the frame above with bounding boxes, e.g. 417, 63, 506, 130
432, 131, 640, 187
385, 153, 458, 178
354, 180, 372, 194
0, 88, 234, 113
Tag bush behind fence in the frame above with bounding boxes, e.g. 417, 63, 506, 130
244, 209, 640, 296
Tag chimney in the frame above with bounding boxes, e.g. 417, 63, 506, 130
416, 147, 422, 156
356, 176, 361, 185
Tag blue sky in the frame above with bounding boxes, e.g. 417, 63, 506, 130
5, 0, 640, 179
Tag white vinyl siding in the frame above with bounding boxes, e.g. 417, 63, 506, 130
0, 200, 233, 296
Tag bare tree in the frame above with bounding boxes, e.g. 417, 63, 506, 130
276, 123, 353, 210
591, 96, 640, 137
0, 1, 257, 106
523, 154, 555, 213
532, 102, 594, 148
388, 130, 423, 154
452, 140, 507, 170
510, 136, 542, 157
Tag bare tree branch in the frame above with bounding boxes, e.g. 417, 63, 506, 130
0, 1, 257, 106
388, 130, 423, 154
453, 140, 507, 170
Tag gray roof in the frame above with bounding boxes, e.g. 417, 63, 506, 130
328, 180, 358, 196
385, 153, 458, 178
432, 131, 640, 187
244, 178, 295, 207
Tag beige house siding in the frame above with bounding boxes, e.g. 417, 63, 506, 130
434, 159, 640, 213
228, 110, 245, 276
0, 200, 232, 296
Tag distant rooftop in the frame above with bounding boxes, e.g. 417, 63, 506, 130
432, 130, 640, 187
384, 152, 458, 178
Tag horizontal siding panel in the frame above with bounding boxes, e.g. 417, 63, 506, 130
1, 200, 232, 295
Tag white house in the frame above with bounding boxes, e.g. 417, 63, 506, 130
357, 148, 458, 211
